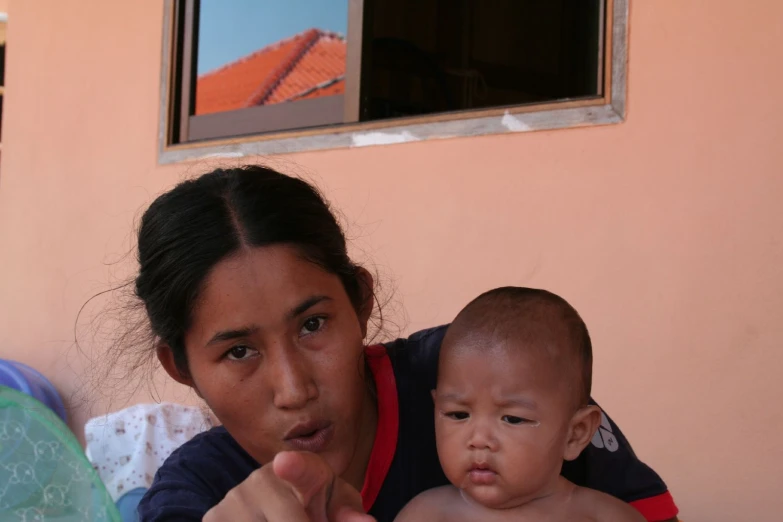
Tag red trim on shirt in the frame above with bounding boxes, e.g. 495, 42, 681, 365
360, 345, 399, 512
630, 491, 679, 521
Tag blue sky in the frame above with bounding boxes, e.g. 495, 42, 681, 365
197, 0, 348, 74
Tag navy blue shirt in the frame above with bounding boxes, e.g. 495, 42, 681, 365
138, 326, 678, 521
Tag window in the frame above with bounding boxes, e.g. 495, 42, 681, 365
0, 13, 6, 144
171, 0, 359, 143
160, 0, 628, 161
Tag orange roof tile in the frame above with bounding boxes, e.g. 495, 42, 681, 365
267, 35, 347, 103
195, 29, 346, 116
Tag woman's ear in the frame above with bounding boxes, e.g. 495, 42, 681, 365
563, 405, 602, 461
156, 343, 196, 389
356, 267, 375, 338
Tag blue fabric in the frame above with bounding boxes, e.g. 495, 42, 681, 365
138, 326, 670, 522
0, 359, 67, 422
116, 488, 148, 522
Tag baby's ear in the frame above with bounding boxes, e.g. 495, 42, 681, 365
563, 405, 602, 461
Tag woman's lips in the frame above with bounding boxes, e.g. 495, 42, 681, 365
284, 420, 335, 453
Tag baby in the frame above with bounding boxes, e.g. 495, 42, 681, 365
396, 287, 645, 522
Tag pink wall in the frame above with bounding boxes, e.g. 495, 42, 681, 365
1, 0, 781, 519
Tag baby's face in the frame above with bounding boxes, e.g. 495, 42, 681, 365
433, 339, 575, 509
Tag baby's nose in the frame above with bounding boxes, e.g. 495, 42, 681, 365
468, 423, 499, 451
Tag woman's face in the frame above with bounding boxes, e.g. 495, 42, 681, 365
167, 245, 376, 486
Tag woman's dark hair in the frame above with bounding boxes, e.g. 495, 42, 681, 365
134, 165, 375, 375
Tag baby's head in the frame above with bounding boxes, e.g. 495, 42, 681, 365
433, 287, 602, 509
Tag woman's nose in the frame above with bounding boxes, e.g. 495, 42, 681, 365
268, 342, 318, 410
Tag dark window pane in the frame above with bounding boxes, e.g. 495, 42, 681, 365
365, 0, 603, 120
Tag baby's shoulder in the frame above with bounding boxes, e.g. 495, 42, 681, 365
571, 486, 647, 522
393, 486, 462, 522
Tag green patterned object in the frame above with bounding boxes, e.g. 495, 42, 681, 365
0, 386, 121, 522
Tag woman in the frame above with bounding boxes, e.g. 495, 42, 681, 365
133, 166, 678, 522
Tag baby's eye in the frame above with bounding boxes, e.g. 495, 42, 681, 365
445, 411, 470, 421
502, 415, 531, 425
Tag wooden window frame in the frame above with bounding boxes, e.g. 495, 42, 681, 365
158, 0, 628, 163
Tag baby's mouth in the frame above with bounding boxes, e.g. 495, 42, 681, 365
468, 462, 498, 485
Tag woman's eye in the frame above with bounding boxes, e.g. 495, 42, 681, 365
445, 411, 470, 421
502, 415, 530, 425
226, 345, 257, 361
300, 316, 326, 336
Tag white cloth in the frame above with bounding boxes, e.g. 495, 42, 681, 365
84, 403, 214, 501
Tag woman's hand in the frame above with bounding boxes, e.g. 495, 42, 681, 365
203, 451, 375, 522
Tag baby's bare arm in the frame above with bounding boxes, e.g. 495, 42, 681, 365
598, 499, 647, 522
574, 486, 646, 522
393, 486, 458, 522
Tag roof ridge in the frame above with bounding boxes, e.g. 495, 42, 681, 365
283, 74, 345, 103
198, 28, 341, 80
244, 28, 323, 107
